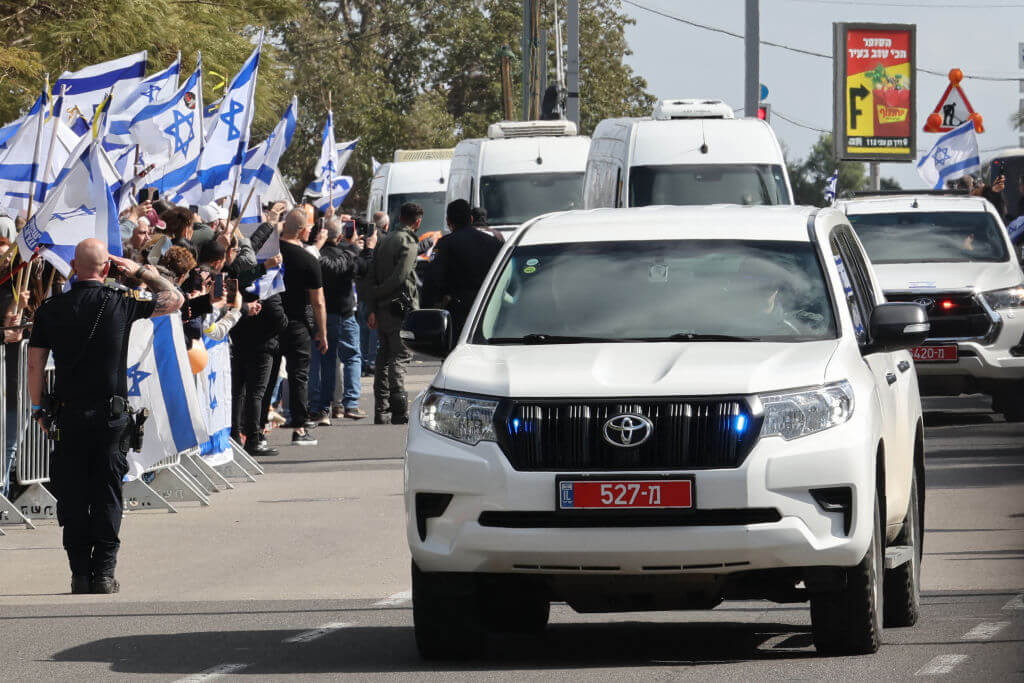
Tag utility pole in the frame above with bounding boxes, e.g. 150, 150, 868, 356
744, 0, 759, 119
566, 0, 580, 127
870, 162, 880, 191
538, 28, 548, 110
500, 46, 515, 121
521, 0, 531, 120
529, 0, 542, 119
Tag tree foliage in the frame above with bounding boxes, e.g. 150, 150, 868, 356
786, 133, 900, 206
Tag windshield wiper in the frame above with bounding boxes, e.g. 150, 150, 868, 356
487, 334, 626, 345
660, 332, 762, 342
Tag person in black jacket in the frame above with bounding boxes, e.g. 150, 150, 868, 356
310, 217, 375, 423
228, 219, 287, 456
422, 199, 502, 339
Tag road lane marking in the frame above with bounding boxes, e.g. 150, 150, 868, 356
283, 622, 354, 644
1002, 593, 1023, 611
172, 663, 249, 683
374, 590, 412, 607
961, 622, 1009, 640
915, 654, 968, 676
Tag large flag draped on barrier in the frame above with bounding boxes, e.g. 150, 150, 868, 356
176, 34, 262, 204
55, 51, 147, 135
197, 336, 233, 466
106, 54, 182, 148
0, 95, 79, 212
917, 120, 980, 190
128, 68, 202, 167
125, 314, 210, 479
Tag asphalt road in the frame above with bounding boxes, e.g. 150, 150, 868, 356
1, 364, 1022, 682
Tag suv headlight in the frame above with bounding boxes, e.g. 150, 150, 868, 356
420, 389, 498, 445
759, 380, 854, 440
982, 284, 1024, 310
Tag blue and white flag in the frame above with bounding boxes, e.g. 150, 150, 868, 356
0, 95, 79, 212
16, 136, 122, 274
823, 170, 838, 205
55, 50, 147, 134
246, 265, 286, 300
371, 156, 381, 174
305, 111, 337, 199
0, 92, 47, 151
181, 34, 262, 203
335, 137, 358, 175
1007, 215, 1024, 244
239, 97, 297, 197
917, 120, 980, 190
127, 68, 201, 167
202, 98, 220, 142
106, 54, 181, 147
311, 175, 352, 212
238, 193, 281, 261
198, 336, 233, 466
125, 313, 210, 479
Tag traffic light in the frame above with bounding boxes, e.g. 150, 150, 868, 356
757, 102, 771, 122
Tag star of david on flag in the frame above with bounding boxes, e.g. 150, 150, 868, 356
128, 67, 202, 167
917, 120, 979, 190
52, 205, 97, 222
126, 363, 151, 398
164, 109, 195, 156
220, 99, 244, 141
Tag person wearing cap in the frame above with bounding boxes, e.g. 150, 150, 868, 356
0, 214, 16, 243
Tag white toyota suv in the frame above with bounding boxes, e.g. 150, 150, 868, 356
837, 194, 1024, 420
401, 206, 927, 659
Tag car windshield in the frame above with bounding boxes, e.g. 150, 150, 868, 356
848, 211, 1009, 264
629, 164, 791, 207
480, 172, 584, 225
387, 192, 447, 237
474, 239, 836, 344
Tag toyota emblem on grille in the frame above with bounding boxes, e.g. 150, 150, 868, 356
602, 414, 653, 448
914, 296, 935, 310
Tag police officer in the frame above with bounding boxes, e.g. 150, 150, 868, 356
422, 199, 502, 339
27, 239, 184, 594
365, 202, 420, 424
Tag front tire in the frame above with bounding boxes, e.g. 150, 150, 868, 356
884, 469, 922, 627
810, 492, 884, 655
412, 562, 486, 660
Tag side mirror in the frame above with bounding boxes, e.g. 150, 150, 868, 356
868, 302, 929, 352
401, 309, 454, 358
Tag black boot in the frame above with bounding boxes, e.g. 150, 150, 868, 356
91, 576, 120, 594
373, 412, 391, 425
391, 414, 409, 425
71, 575, 91, 594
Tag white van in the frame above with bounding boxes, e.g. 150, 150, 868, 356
583, 99, 793, 209
446, 120, 591, 234
366, 149, 452, 243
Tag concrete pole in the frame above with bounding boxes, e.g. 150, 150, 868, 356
539, 28, 548, 110
870, 162, 881, 191
521, 0, 531, 121
744, 0, 759, 119
566, 0, 580, 127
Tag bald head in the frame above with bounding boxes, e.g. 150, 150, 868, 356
282, 207, 310, 239
71, 238, 110, 281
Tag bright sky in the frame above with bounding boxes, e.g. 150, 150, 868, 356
621, 0, 1024, 189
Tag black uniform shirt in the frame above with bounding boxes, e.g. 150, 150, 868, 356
422, 227, 502, 308
29, 281, 155, 403
279, 241, 323, 323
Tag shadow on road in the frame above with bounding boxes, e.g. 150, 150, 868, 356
50, 621, 818, 674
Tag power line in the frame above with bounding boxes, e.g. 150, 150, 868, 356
621, 0, 1024, 81
772, 109, 830, 133
781, 0, 1024, 7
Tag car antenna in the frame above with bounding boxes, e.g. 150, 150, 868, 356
911, 198, 919, 208
700, 121, 709, 154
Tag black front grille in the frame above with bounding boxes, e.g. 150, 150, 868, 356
494, 399, 758, 471
885, 291, 993, 340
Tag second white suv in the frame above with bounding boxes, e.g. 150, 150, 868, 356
401, 206, 927, 659
838, 194, 1024, 420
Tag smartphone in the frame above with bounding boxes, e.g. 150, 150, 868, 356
189, 204, 200, 216
213, 273, 224, 299
308, 220, 323, 244
225, 277, 238, 300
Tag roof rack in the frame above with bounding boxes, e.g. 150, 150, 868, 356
841, 189, 970, 199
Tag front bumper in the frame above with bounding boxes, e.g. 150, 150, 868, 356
915, 310, 1024, 383
405, 398, 877, 575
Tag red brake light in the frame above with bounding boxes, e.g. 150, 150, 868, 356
941, 300, 955, 310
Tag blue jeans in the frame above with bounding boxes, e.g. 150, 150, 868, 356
358, 302, 378, 371
309, 314, 362, 413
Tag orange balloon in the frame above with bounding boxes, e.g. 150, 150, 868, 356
969, 112, 984, 133
187, 344, 208, 374
948, 68, 963, 84
925, 113, 942, 132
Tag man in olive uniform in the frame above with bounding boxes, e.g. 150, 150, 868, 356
27, 239, 183, 594
366, 202, 421, 424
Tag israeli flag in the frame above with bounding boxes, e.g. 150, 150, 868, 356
238, 192, 281, 262
184, 34, 263, 203
371, 156, 381, 174
127, 68, 202, 167
1007, 215, 1024, 244
311, 175, 353, 212
246, 265, 286, 300
197, 336, 233, 466
106, 54, 181, 147
55, 50, 147, 133
16, 137, 122, 275
335, 137, 358, 175
823, 170, 838, 205
0, 95, 79, 212
917, 120, 980, 190
305, 111, 338, 199
125, 313, 210, 479
202, 98, 221, 142
0, 92, 47, 151
239, 97, 298, 197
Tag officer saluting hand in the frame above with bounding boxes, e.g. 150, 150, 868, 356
27, 238, 184, 595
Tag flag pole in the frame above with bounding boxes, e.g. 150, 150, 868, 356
37, 85, 67, 208
25, 73, 49, 220
327, 92, 333, 213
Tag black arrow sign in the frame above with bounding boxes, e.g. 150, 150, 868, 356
849, 85, 869, 129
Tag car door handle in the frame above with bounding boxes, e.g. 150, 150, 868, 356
897, 360, 911, 373
886, 372, 897, 385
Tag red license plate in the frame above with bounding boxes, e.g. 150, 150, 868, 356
558, 477, 693, 510
911, 345, 958, 362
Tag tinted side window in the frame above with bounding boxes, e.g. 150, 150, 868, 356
838, 229, 877, 313
831, 237, 869, 344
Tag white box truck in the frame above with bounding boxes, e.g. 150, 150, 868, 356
366, 149, 452, 260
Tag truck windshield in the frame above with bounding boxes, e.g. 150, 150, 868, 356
480, 172, 584, 225
388, 192, 447, 236
629, 164, 791, 207
474, 240, 836, 344
848, 211, 1009, 264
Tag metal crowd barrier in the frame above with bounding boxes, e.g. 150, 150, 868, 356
1, 343, 33, 532
11, 340, 58, 519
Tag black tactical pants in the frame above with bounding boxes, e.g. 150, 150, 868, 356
49, 406, 129, 578
279, 321, 312, 425
231, 347, 274, 442
373, 311, 412, 418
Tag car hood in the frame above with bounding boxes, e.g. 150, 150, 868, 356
436, 340, 840, 398
874, 260, 1023, 294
